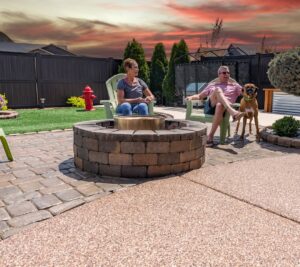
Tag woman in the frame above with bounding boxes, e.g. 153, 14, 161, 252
116, 58, 155, 115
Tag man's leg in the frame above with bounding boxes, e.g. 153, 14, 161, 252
207, 103, 225, 142
116, 102, 132, 115
209, 88, 239, 117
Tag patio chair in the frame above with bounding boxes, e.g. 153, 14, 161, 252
0, 128, 13, 161
185, 77, 240, 145
100, 73, 155, 119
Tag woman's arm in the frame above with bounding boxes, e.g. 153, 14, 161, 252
117, 89, 146, 104
143, 88, 155, 103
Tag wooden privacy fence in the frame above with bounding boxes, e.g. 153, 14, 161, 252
0, 52, 120, 108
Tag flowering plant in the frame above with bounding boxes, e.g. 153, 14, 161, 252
0, 93, 8, 110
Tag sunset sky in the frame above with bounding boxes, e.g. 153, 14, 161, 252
0, 0, 299, 59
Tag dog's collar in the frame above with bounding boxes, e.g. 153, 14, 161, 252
243, 96, 254, 102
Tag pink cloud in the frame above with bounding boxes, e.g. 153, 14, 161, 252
166, 0, 300, 23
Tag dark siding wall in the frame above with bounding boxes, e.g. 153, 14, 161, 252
0, 52, 120, 108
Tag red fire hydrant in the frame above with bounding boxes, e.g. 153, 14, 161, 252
81, 85, 96, 111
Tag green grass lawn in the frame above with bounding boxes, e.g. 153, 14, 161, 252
0, 107, 106, 134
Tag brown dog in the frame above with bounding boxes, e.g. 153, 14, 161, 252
235, 83, 260, 140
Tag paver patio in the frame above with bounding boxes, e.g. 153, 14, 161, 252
0, 115, 299, 240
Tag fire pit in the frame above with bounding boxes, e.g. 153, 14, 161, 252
73, 116, 207, 178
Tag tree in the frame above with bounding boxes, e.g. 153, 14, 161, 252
119, 39, 150, 84
199, 18, 225, 50
176, 39, 190, 64
163, 39, 191, 105
210, 18, 224, 48
173, 39, 190, 105
150, 43, 168, 104
162, 43, 178, 105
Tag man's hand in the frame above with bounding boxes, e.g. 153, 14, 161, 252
185, 96, 194, 101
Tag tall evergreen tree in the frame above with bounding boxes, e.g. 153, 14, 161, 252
150, 43, 168, 104
176, 39, 190, 64
162, 43, 178, 105
174, 39, 190, 105
119, 39, 150, 84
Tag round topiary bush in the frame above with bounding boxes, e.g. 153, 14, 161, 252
272, 116, 300, 137
267, 48, 300, 96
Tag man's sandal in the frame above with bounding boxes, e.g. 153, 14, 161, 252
232, 112, 245, 122
206, 140, 216, 147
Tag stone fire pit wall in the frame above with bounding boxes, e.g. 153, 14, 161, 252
73, 119, 207, 178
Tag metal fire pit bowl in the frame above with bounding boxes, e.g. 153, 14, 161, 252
114, 115, 165, 131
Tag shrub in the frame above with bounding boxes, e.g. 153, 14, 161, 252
0, 93, 8, 110
66, 96, 85, 108
272, 116, 300, 137
267, 48, 300, 96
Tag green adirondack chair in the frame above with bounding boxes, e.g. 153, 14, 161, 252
185, 77, 240, 145
100, 73, 155, 119
185, 99, 231, 145
0, 128, 13, 161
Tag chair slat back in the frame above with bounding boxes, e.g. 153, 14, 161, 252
105, 73, 126, 110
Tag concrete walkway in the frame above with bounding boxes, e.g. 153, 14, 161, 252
0, 107, 299, 266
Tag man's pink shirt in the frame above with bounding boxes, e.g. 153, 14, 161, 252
202, 82, 242, 104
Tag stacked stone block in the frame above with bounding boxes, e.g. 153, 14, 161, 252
74, 119, 207, 178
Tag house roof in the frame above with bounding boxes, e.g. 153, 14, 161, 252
0, 32, 13, 42
0, 42, 75, 55
226, 44, 258, 56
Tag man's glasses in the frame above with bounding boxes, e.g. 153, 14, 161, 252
220, 71, 230, 75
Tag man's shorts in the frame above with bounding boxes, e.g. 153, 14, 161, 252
204, 99, 215, 115
204, 99, 226, 117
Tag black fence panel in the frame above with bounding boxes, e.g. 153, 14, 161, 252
175, 53, 274, 109
0, 52, 120, 108
0, 52, 37, 107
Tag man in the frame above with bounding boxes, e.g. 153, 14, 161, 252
186, 66, 244, 146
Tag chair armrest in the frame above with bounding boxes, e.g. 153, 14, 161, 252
148, 101, 155, 115
100, 100, 111, 104
100, 100, 114, 119
185, 100, 193, 120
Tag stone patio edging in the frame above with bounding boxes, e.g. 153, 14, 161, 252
0, 111, 18, 119
260, 126, 300, 148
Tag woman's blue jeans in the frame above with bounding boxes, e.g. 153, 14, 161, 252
116, 102, 149, 116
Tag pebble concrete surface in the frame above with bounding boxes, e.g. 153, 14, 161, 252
0, 155, 300, 266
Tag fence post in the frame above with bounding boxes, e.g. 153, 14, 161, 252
34, 54, 39, 107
